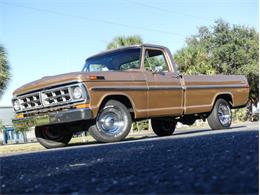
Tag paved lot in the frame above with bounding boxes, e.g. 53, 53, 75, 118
0, 122, 258, 194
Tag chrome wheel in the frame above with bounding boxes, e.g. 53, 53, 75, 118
89, 100, 132, 143
218, 103, 231, 126
97, 106, 127, 136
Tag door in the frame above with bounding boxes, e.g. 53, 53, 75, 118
142, 47, 183, 117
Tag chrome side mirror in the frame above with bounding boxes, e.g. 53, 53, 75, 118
152, 66, 164, 75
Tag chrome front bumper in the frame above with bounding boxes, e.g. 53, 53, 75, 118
12, 108, 93, 130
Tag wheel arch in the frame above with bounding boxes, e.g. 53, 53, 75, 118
212, 92, 234, 108
97, 93, 136, 119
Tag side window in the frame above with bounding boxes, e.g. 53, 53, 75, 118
89, 64, 109, 72
144, 49, 169, 72
120, 60, 140, 70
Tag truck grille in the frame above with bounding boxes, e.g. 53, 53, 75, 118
13, 83, 86, 113
42, 88, 71, 106
19, 93, 42, 110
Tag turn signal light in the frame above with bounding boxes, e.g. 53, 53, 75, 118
89, 75, 105, 80
89, 76, 97, 80
75, 103, 90, 109
16, 114, 24, 119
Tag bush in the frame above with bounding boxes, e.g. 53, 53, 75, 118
232, 108, 248, 122
132, 120, 149, 131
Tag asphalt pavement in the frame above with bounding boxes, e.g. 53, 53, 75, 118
0, 122, 259, 194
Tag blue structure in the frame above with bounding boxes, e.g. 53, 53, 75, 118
0, 106, 28, 144
3, 126, 26, 144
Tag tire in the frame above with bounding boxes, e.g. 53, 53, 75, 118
151, 118, 177, 136
35, 125, 73, 149
207, 98, 232, 130
88, 100, 132, 143
181, 116, 196, 126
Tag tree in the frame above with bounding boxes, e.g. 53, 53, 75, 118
107, 35, 143, 50
173, 46, 215, 75
0, 45, 10, 98
0, 120, 4, 133
174, 19, 259, 101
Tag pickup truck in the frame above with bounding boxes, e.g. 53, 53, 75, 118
12, 44, 249, 149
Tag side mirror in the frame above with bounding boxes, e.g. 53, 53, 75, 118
152, 66, 164, 75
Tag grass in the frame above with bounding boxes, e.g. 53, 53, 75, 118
0, 132, 150, 156
0, 135, 95, 155
0, 142, 45, 155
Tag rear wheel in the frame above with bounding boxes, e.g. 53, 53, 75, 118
151, 118, 177, 136
35, 125, 73, 149
207, 98, 232, 130
89, 100, 132, 143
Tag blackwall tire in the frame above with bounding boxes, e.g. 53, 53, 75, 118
35, 125, 72, 149
151, 118, 176, 136
207, 98, 232, 130
88, 100, 132, 143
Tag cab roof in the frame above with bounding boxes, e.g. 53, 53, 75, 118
86, 44, 167, 61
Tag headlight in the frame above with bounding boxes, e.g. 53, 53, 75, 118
13, 100, 21, 111
72, 86, 83, 99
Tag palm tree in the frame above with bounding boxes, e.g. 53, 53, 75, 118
0, 45, 10, 98
106, 35, 143, 50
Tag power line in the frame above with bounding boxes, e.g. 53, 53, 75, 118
0, 1, 185, 37
123, 0, 214, 22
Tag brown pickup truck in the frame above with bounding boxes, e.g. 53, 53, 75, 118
12, 44, 249, 148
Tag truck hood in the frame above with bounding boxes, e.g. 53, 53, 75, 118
13, 71, 136, 96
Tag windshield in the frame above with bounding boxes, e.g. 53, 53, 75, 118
83, 48, 141, 72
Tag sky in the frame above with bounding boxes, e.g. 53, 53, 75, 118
0, 0, 259, 106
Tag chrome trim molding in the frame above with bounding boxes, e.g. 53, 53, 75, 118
91, 86, 183, 91
186, 84, 248, 90
89, 80, 146, 83
91, 84, 246, 92
149, 86, 182, 90
91, 86, 147, 91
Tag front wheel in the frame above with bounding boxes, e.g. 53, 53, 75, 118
207, 98, 232, 130
35, 125, 73, 149
151, 118, 177, 136
88, 100, 132, 143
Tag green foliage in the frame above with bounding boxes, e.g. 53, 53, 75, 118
144, 53, 168, 71
174, 46, 215, 75
174, 19, 259, 100
232, 108, 248, 122
107, 35, 143, 50
0, 45, 11, 98
15, 127, 30, 132
132, 120, 149, 131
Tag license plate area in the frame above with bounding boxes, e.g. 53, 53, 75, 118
13, 115, 50, 130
